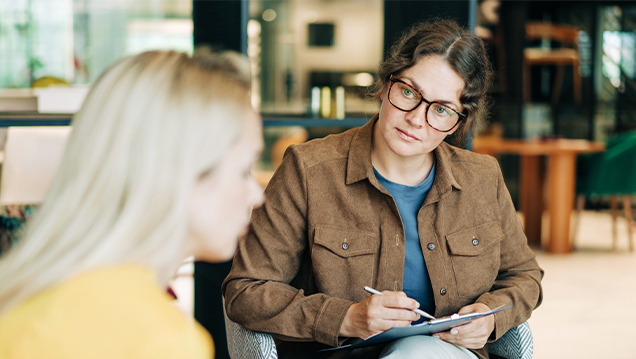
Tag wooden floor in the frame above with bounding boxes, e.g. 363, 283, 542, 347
530, 210, 636, 359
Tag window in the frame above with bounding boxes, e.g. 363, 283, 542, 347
0, 0, 192, 88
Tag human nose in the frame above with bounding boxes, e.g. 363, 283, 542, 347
405, 101, 428, 128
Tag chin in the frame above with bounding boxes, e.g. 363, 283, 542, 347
193, 235, 240, 263
388, 142, 421, 158
196, 248, 236, 263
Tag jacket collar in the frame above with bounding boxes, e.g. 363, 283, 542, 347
345, 114, 462, 198
426, 142, 462, 204
346, 115, 377, 185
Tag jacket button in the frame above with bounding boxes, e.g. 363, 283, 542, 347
440, 288, 447, 296
427, 243, 436, 250
472, 238, 479, 246
342, 243, 349, 250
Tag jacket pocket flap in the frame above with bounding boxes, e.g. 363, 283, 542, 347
446, 221, 504, 256
313, 227, 378, 258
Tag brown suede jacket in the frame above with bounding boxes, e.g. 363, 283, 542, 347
223, 116, 544, 359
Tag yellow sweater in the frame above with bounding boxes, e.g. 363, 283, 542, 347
0, 264, 213, 359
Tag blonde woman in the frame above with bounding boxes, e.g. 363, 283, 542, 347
0, 49, 264, 358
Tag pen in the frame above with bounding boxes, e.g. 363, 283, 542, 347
364, 286, 436, 320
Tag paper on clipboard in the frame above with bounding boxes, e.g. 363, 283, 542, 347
320, 305, 512, 352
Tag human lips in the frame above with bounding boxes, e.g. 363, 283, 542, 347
396, 128, 420, 142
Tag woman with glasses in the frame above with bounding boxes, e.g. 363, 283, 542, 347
0, 49, 264, 358
224, 20, 543, 359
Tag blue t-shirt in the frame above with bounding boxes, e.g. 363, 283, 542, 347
373, 161, 436, 321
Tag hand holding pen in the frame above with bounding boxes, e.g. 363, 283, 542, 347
339, 286, 435, 339
364, 286, 436, 320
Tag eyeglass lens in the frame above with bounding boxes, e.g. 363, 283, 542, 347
389, 81, 460, 132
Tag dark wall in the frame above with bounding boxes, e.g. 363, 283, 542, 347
491, 1, 528, 207
497, 0, 527, 135
192, 3, 248, 359
193, 0, 248, 53
384, 1, 472, 56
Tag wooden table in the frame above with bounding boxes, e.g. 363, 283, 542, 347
472, 137, 605, 253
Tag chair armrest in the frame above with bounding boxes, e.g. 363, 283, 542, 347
223, 301, 278, 359
488, 321, 533, 359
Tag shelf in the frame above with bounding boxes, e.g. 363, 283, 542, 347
261, 117, 369, 128
0, 113, 372, 128
0, 113, 73, 127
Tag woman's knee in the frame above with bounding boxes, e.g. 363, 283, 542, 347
379, 335, 476, 359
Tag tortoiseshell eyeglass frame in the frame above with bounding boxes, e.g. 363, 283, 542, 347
388, 74, 466, 133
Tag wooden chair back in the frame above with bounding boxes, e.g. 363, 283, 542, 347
523, 21, 581, 104
526, 21, 579, 47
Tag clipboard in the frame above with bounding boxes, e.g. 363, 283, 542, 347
320, 305, 512, 352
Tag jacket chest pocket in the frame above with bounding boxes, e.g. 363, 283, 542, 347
446, 221, 503, 299
311, 227, 378, 301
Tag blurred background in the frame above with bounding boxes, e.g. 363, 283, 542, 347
1, 0, 636, 358
2, 0, 634, 196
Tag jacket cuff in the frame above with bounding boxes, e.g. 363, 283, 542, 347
313, 297, 354, 347
475, 292, 511, 341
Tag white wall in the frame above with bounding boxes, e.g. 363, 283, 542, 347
292, 0, 383, 71
289, 0, 383, 112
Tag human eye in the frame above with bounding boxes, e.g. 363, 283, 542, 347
430, 104, 448, 116
401, 86, 415, 99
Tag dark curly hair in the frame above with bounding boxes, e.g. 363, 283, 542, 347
369, 19, 493, 146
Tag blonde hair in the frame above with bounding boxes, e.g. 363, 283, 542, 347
0, 49, 252, 316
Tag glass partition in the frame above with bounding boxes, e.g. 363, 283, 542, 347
0, 0, 192, 88
596, 5, 636, 139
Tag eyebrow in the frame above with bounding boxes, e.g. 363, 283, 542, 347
401, 76, 462, 111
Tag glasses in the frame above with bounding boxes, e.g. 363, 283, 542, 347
387, 75, 466, 133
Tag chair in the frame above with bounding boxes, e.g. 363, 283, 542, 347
253, 127, 309, 189
574, 130, 636, 252
0, 126, 72, 205
223, 308, 533, 359
222, 298, 278, 359
523, 21, 581, 105
0, 126, 72, 254
270, 127, 308, 168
